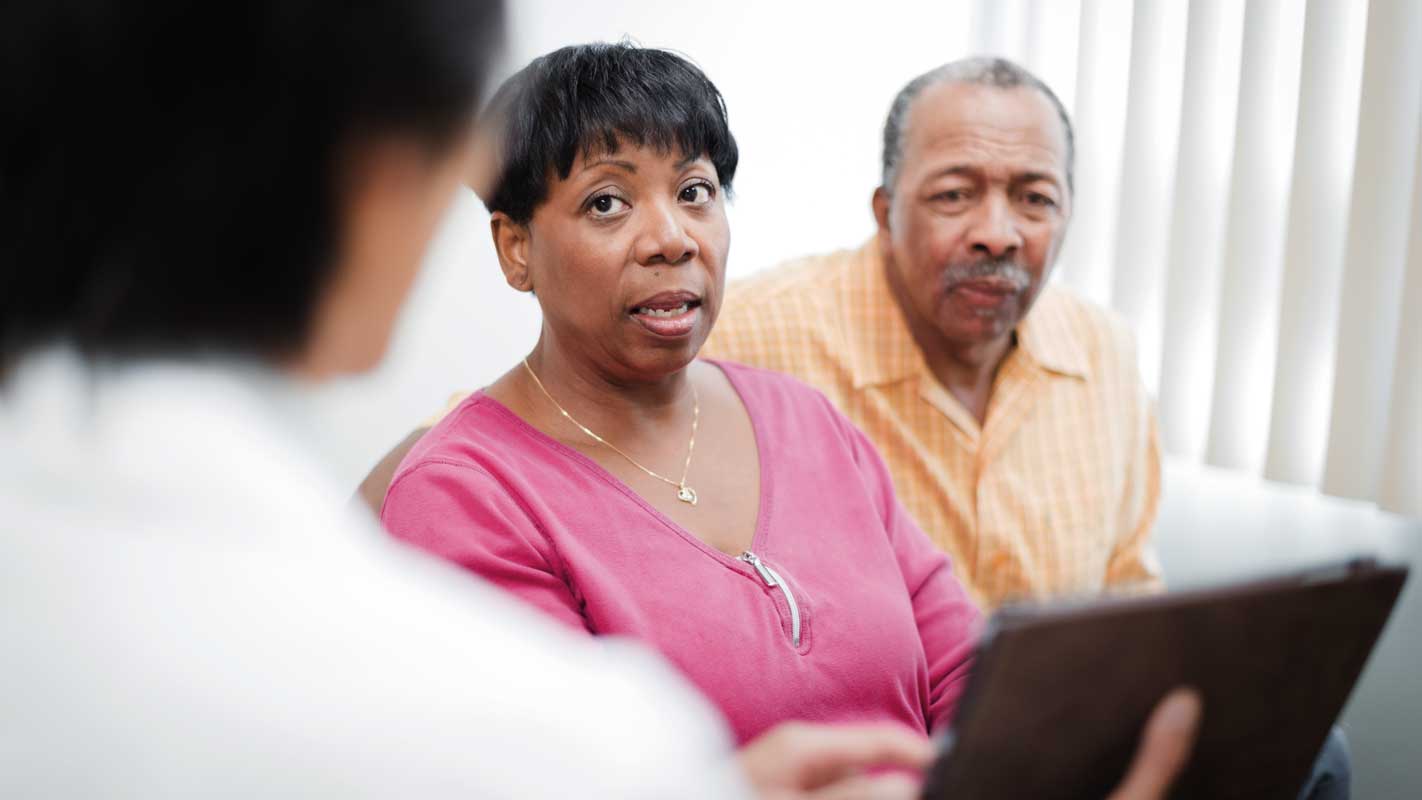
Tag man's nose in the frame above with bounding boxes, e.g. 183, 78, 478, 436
634, 201, 698, 266
967, 193, 1023, 259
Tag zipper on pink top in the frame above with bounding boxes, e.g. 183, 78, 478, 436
738, 551, 801, 647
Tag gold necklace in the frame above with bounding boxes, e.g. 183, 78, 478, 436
521, 358, 700, 505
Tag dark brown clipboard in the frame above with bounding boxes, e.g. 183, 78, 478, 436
921, 558, 1408, 800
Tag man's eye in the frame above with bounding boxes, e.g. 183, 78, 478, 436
1025, 193, 1057, 207
934, 189, 969, 202
679, 182, 714, 204
587, 194, 628, 217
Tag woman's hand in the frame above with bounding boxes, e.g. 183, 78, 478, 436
737, 688, 1202, 800
737, 721, 932, 799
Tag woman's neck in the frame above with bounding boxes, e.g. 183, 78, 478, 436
513, 335, 697, 444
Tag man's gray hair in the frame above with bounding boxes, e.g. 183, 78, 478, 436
880, 56, 1075, 194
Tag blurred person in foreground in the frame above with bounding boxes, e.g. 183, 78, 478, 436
0, 3, 1083, 797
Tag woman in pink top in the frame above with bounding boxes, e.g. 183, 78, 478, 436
380, 42, 982, 745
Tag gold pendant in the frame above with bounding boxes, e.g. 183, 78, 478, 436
677, 485, 698, 505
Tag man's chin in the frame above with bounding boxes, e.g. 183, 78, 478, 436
934, 305, 1020, 345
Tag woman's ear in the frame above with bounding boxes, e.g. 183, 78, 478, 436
490, 211, 533, 292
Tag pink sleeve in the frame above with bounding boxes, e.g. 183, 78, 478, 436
839, 414, 983, 733
381, 460, 591, 635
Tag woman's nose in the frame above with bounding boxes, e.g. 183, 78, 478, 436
634, 202, 698, 266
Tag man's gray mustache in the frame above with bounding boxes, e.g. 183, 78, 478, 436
940, 258, 1032, 291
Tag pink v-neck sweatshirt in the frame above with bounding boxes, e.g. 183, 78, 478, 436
381, 360, 982, 744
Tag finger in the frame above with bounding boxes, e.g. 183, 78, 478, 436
808, 773, 921, 800
794, 724, 935, 787
1107, 688, 1203, 800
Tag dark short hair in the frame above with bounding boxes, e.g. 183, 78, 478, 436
483, 42, 739, 225
881, 56, 1075, 194
0, 0, 504, 373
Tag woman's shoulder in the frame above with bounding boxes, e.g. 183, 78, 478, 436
705, 358, 851, 435
389, 391, 544, 489
708, 358, 823, 398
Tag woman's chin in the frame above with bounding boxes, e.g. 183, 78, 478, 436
617, 330, 706, 378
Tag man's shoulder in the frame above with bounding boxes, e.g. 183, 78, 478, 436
722, 247, 860, 319
731, 245, 861, 293
706, 245, 867, 365
1032, 284, 1140, 375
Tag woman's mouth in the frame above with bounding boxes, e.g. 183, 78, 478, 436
630, 295, 702, 338
635, 302, 692, 318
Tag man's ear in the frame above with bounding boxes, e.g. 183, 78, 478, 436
490, 212, 533, 292
872, 186, 892, 236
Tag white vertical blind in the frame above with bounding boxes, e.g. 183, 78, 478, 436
1021, 0, 1082, 113
1056, 0, 1134, 307
1320, 0, 1422, 501
1109, 0, 1190, 393
1263, 0, 1369, 487
974, 0, 1030, 62
966, 0, 1421, 517
1156, 0, 1247, 460
1378, 123, 1422, 516
1204, 0, 1308, 473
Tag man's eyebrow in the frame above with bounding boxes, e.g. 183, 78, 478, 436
924, 165, 978, 181
1016, 171, 1063, 187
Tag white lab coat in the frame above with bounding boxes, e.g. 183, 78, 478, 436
0, 348, 748, 798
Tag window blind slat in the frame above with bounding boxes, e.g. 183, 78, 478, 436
1109, 0, 1190, 393
1056, 0, 1135, 307
1157, 0, 1247, 459
1321, 0, 1422, 502
1263, 0, 1370, 487
1378, 121, 1422, 516
1204, 0, 1308, 473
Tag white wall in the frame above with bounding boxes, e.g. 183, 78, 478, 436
305, 0, 992, 487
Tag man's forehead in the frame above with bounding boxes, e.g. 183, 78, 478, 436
902, 81, 1068, 179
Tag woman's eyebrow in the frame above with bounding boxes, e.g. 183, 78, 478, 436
580, 158, 638, 174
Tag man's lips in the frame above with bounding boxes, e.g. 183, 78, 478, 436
948, 279, 1020, 308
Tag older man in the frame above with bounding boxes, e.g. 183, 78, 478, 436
701, 57, 1159, 609
701, 58, 1345, 798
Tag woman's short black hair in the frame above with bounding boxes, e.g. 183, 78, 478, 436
483, 42, 739, 224
0, 0, 503, 372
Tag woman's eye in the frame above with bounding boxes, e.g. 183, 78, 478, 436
679, 182, 714, 204
587, 194, 628, 217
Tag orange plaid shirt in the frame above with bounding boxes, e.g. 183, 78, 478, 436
702, 240, 1163, 609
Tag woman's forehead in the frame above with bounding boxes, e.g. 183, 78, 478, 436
565, 137, 711, 178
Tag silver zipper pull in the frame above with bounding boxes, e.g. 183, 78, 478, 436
739, 551, 778, 586
739, 550, 802, 647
